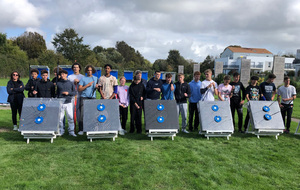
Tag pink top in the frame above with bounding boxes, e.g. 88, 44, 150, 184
218, 84, 232, 102
117, 85, 129, 107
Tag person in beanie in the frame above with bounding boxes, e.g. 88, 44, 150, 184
57, 70, 76, 137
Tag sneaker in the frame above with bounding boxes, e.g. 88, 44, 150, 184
119, 130, 125, 135
13, 125, 18, 131
69, 132, 77, 137
182, 129, 189, 133
78, 131, 84, 135
284, 129, 290, 134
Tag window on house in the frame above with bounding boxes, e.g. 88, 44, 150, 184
268, 62, 271, 68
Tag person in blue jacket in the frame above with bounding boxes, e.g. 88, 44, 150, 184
161, 73, 175, 100
6, 71, 25, 131
188, 71, 202, 132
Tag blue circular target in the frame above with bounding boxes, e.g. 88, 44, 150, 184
157, 116, 164, 123
157, 104, 164, 111
263, 106, 270, 112
97, 104, 105, 111
212, 105, 219, 112
37, 104, 46, 111
264, 114, 272, 121
214, 116, 222, 123
35, 116, 44, 124
98, 115, 106, 123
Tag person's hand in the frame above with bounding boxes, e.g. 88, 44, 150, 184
282, 98, 289, 102
279, 104, 284, 108
74, 79, 79, 84
212, 83, 215, 88
31, 86, 34, 90
240, 100, 244, 105
232, 85, 235, 90
154, 88, 161, 92
62, 91, 69, 95
170, 84, 174, 91
10, 88, 13, 91
140, 97, 143, 101
184, 93, 188, 97
33, 90, 38, 95
20, 86, 23, 88
95, 84, 99, 89
87, 81, 93, 87
135, 103, 140, 109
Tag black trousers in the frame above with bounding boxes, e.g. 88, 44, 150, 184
10, 99, 23, 125
281, 103, 293, 131
230, 101, 243, 131
188, 102, 199, 131
119, 106, 128, 130
130, 104, 142, 133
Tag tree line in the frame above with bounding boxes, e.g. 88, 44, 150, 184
0, 28, 215, 79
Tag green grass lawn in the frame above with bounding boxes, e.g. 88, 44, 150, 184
1, 78, 300, 189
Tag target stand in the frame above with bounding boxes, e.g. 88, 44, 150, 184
19, 98, 65, 143
198, 101, 234, 140
246, 101, 284, 139
83, 99, 120, 142
144, 100, 179, 141
295, 122, 300, 135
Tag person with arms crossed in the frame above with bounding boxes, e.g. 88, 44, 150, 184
277, 76, 296, 134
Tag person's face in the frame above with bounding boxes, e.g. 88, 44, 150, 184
205, 72, 211, 80
251, 80, 257, 85
233, 75, 240, 82
269, 78, 275, 83
136, 73, 142, 80
12, 72, 19, 81
105, 66, 111, 74
166, 77, 172, 84
42, 73, 48, 81
120, 78, 126, 86
87, 67, 93, 76
73, 65, 80, 73
179, 75, 184, 83
194, 74, 200, 81
60, 73, 67, 80
154, 72, 161, 80
284, 78, 290, 86
31, 72, 38, 79
224, 79, 230, 85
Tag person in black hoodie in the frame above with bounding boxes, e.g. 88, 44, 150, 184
229, 72, 246, 132
57, 70, 76, 137
174, 73, 191, 133
25, 69, 40, 97
146, 71, 163, 100
129, 76, 146, 133
6, 71, 25, 131
33, 70, 55, 98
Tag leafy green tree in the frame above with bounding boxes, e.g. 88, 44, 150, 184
52, 28, 90, 62
0, 33, 6, 46
200, 55, 214, 73
14, 31, 46, 59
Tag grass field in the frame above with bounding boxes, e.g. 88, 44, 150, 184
1, 78, 300, 189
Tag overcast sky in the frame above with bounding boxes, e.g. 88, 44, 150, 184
1, 0, 300, 62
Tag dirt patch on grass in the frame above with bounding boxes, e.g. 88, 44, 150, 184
0, 128, 10, 132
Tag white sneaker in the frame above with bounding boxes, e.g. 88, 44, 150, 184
119, 130, 125, 135
78, 131, 84, 135
182, 129, 189, 133
13, 125, 18, 131
69, 132, 77, 137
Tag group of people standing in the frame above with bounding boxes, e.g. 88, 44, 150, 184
6, 63, 296, 136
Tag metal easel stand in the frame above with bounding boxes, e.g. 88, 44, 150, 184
21, 131, 56, 144
86, 131, 118, 142
295, 121, 300, 135
246, 115, 283, 140
199, 130, 232, 140
147, 129, 178, 141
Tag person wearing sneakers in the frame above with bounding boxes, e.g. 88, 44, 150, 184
67, 62, 84, 135
200, 69, 218, 101
57, 70, 76, 137
7, 71, 25, 131
78, 65, 99, 135
33, 70, 55, 98
277, 76, 296, 134
174, 73, 191, 133
117, 76, 129, 133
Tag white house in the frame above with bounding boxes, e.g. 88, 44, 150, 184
215, 46, 295, 74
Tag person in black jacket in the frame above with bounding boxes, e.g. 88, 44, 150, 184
57, 70, 76, 137
6, 71, 25, 131
25, 69, 40, 97
229, 72, 246, 132
129, 76, 146, 133
33, 70, 55, 98
174, 73, 191, 133
146, 71, 163, 100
